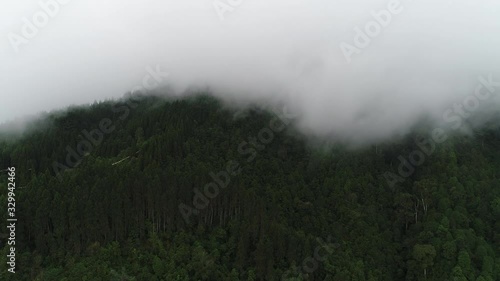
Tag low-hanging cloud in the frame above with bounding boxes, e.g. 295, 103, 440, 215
1, 0, 500, 143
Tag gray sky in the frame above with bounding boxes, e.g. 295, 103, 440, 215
1, 0, 500, 142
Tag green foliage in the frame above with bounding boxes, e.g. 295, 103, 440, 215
0, 94, 499, 280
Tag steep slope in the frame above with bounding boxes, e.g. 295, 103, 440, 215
0, 94, 499, 281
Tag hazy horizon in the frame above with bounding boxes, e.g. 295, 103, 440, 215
2, 0, 500, 143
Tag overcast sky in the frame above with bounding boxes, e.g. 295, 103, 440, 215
1, 0, 500, 142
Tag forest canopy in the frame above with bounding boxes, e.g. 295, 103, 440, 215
0, 93, 499, 281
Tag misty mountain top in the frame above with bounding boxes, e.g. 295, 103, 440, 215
2, 0, 500, 143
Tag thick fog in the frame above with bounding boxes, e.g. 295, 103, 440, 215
1, 0, 500, 142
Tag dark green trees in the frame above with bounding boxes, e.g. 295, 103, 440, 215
0, 93, 499, 280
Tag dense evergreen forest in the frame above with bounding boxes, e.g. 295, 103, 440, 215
0, 93, 499, 280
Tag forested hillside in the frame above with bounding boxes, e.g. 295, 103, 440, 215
0, 94, 499, 280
